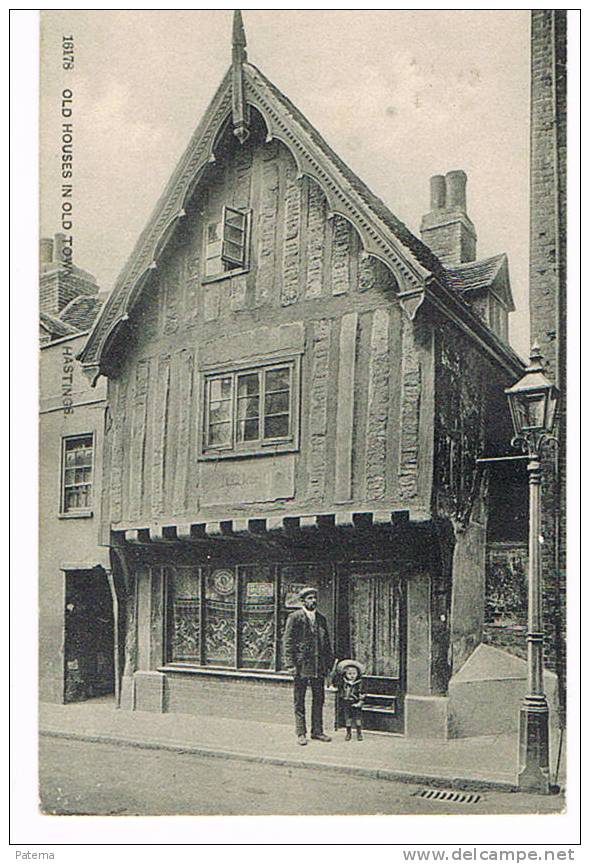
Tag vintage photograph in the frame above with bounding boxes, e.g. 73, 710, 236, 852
36, 9, 568, 819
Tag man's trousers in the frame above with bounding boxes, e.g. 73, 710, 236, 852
293, 676, 325, 737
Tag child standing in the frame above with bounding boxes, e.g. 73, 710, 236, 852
336, 659, 365, 741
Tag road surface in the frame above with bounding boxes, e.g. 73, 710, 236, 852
39, 737, 565, 817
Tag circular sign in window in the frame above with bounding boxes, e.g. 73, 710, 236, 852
212, 568, 236, 596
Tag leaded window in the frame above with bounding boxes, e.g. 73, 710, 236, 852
167, 564, 333, 672
61, 434, 93, 513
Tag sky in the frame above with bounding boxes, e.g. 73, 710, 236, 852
40, 9, 531, 355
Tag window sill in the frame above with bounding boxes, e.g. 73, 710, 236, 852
58, 510, 94, 520
199, 443, 298, 461
159, 664, 293, 684
202, 267, 249, 286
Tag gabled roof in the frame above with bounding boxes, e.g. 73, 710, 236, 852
246, 63, 446, 281
60, 295, 104, 331
445, 253, 515, 311
79, 12, 524, 381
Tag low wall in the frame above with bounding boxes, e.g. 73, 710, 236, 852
166, 672, 294, 725
448, 644, 559, 738
131, 669, 338, 732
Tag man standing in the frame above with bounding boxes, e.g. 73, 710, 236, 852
283, 587, 333, 745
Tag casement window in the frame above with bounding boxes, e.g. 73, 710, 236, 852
204, 206, 250, 279
487, 296, 508, 342
166, 563, 333, 672
61, 434, 93, 514
201, 359, 300, 457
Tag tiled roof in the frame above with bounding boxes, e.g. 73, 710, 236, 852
444, 253, 507, 294
39, 312, 78, 340
59, 296, 104, 332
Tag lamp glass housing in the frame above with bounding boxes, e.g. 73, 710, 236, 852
505, 374, 559, 439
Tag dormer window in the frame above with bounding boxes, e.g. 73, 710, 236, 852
204, 206, 250, 279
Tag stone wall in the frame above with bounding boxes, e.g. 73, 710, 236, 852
433, 321, 516, 677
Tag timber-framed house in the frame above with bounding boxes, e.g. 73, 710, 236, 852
79, 12, 526, 737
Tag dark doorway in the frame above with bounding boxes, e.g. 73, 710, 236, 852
64, 569, 114, 703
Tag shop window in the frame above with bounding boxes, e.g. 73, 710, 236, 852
204, 206, 250, 280
276, 564, 332, 670
239, 565, 275, 670
61, 434, 93, 514
168, 567, 201, 662
166, 564, 333, 673
201, 359, 300, 457
204, 568, 237, 666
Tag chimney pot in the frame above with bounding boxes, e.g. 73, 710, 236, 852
420, 169, 476, 265
430, 175, 446, 210
445, 170, 468, 211
40, 238, 53, 265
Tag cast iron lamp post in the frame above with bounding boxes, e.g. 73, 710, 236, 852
505, 345, 559, 793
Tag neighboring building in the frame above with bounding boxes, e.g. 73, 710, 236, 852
39, 240, 111, 704
79, 12, 530, 738
39, 232, 102, 345
528, 11, 567, 715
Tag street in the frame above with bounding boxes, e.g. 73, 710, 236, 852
39, 738, 566, 817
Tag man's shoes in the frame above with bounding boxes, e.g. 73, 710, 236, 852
311, 733, 332, 742
356, 729, 363, 741
297, 734, 307, 746
345, 728, 352, 741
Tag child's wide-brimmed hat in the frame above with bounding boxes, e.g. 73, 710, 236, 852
337, 659, 364, 675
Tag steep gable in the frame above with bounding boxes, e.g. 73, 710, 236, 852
79, 13, 523, 383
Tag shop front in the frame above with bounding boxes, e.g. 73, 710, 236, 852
116, 521, 440, 736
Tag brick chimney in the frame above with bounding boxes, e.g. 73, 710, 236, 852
39, 237, 54, 265
420, 170, 477, 266
53, 232, 67, 266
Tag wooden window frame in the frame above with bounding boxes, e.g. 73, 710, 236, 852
202, 206, 252, 284
59, 432, 94, 517
199, 355, 301, 460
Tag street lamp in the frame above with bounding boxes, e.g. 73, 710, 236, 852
505, 344, 559, 793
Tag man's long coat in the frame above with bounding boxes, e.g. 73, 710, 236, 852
283, 608, 333, 678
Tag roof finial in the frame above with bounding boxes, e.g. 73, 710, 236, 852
232, 9, 247, 62
231, 10, 249, 143
529, 343, 544, 370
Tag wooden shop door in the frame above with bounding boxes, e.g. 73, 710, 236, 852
337, 564, 405, 733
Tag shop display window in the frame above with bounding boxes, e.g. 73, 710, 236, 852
166, 563, 334, 673
168, 566, 201, 662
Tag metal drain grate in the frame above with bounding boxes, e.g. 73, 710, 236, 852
412, 788, 481, 804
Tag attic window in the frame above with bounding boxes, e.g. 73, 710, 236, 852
204, 206, 250, 279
